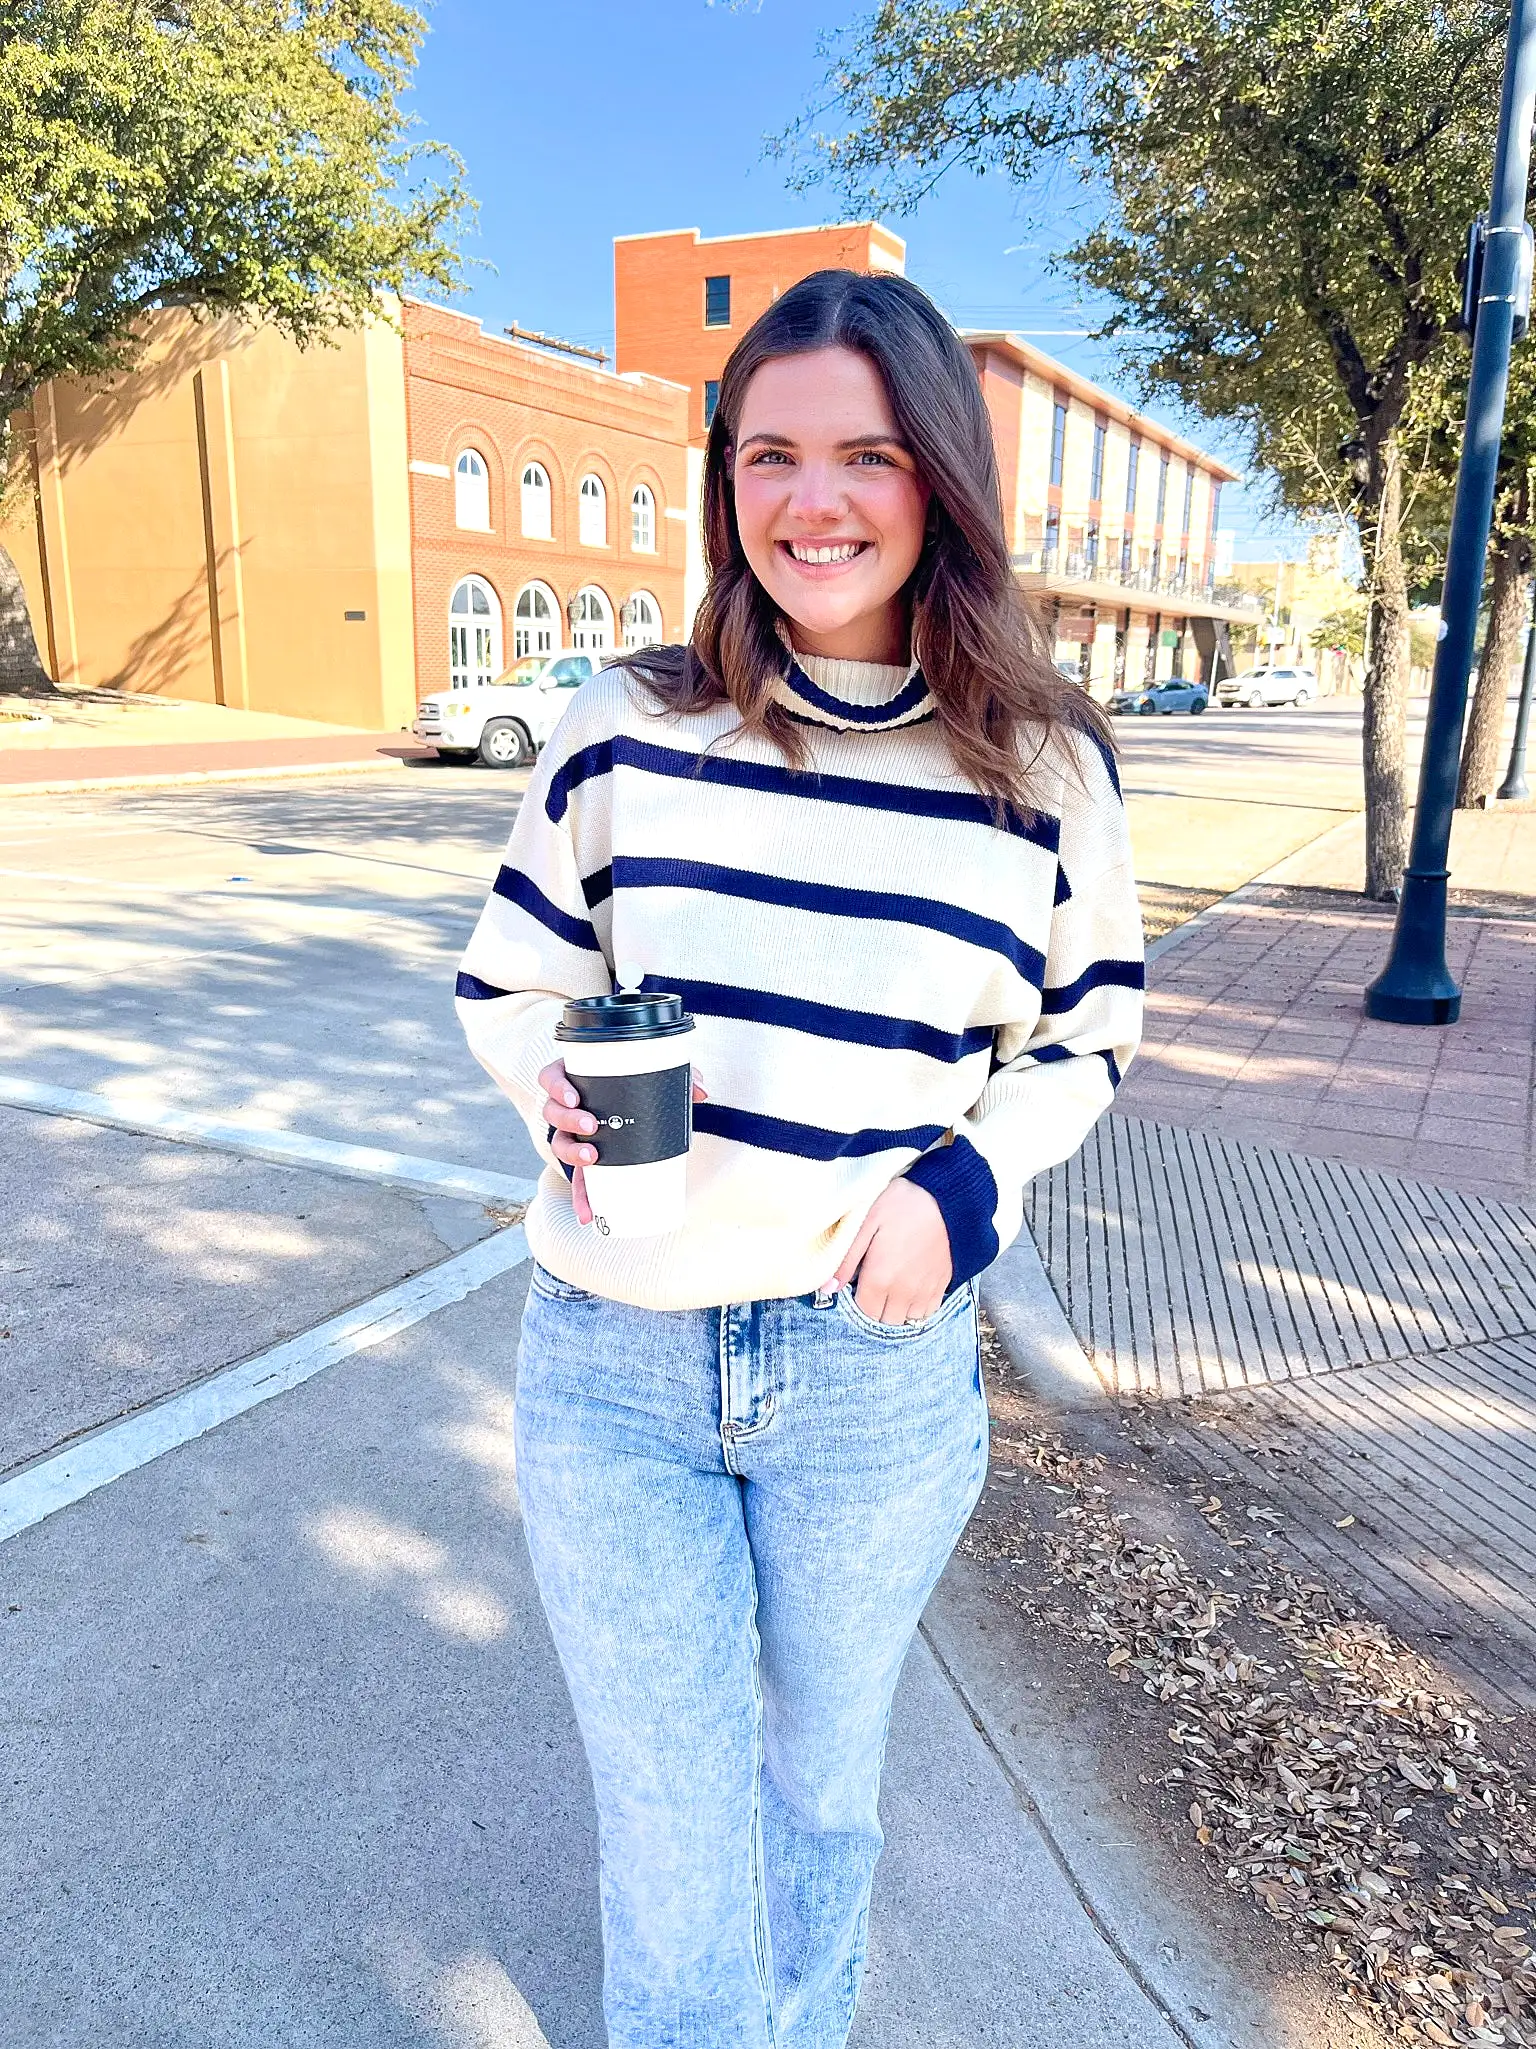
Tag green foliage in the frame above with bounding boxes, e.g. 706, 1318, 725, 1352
0, 0, 470, 420
784, 0, 1509, 519
1310, 603, 1367, 657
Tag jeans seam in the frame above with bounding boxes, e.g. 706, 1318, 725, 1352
745, 1560, 778, 2045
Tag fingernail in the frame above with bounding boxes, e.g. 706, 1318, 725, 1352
563, 1090, 579, 1107
579, 1114, 597, 1133
581, 1147, 596, 1163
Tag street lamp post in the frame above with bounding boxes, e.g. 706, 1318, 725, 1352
1365, 0, 1536, 1024
1497, 601, 1536, 799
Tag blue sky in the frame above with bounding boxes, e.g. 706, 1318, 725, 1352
405, 0, 1309, 561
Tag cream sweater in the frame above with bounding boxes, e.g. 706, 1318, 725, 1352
456, 652, 1143, 1309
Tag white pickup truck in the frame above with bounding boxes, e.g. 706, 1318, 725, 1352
412, 650, 599, 767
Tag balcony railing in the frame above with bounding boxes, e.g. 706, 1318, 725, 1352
1011, 547, 1263, 614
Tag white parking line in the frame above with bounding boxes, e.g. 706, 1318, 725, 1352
0, 1225, 531, 1545
0, 1075, 539, 1207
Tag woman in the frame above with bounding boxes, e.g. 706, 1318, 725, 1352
456, 269, 1143, 2046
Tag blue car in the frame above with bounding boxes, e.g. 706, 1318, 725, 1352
1108, 678, 1210, 716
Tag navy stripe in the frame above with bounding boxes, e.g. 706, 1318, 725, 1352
693, 1102, 946, 1162
455, 970, 512, 1002
782, 659, 932, 727
639, 973, 995, 1065
544, 733, 1058, 851
491, 865, 604, 952
1039, 959, 1145, 1015
612, 856, 1046, 986
784, 706, 937, 732
1025, 1041, 1124, 1089
1054, 862, 1072, 906
580, 864, 613, 910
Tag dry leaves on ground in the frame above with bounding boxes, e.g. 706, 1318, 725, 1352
971, 1354, 1536, 2047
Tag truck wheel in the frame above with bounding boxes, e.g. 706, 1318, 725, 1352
479, 719, 533, 768
1247, 689, 1266, 709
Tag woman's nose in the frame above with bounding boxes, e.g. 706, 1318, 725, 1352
787, 464, 847, 521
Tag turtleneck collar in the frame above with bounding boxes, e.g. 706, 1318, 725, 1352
769, 646, 935, 734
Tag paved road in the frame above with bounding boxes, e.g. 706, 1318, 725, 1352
0, 707, 1395, 2046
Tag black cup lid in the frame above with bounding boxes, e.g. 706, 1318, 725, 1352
555, 991, 694, 1041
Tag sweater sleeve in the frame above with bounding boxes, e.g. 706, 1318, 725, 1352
454, 711, 614, 1166
904, 731, 1144, 1286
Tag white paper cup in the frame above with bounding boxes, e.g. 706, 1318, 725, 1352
557, 993, 695, 1240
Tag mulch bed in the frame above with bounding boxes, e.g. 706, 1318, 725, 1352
971, 1320, 1536, 2048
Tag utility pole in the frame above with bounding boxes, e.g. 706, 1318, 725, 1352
1366, 0, 1536, 1024
1497, 596, 1536, 798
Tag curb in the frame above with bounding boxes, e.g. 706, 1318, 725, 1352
979, 1230, 1105, 1407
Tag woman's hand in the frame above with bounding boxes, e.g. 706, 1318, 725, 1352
829, 1178, 953, 1325
538, 1058, 707, 1228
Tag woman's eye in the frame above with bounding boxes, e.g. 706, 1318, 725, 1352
749, 449, 790, 466
851, 450, 896, 467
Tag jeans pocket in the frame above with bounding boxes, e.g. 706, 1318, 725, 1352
529, 1262, 594, 1304
833, 1279, 974, 1344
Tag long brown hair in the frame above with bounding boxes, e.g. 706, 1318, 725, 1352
619, 267, 1111, 815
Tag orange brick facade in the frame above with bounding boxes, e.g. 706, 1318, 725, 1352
404, 300, 690, 693
614, 224, 907, 442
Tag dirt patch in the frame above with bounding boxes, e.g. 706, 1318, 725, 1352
971, 1320, 1536, 2048
1140, 881, 1227, 944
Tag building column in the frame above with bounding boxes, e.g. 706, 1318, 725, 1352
31, 385, 80, 686
193, 360, 250, 711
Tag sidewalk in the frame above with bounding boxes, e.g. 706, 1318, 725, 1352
999, 808, 1536, 1709
0, 684, 432, 787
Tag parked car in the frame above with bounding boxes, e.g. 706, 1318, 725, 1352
1108, 677, 1209, 716
1214, 664, 1318, 709
412, 649, 599, 767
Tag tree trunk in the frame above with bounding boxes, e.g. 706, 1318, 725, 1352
1360, 431, 1411, 901
1457, 527, 1528, 807
0, 540, 52, 696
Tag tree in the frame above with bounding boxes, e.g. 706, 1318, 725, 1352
785, 0, 1517, 898
0, 0, 469, 690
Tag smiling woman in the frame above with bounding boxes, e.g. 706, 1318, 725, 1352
453, 266, 1143, 2047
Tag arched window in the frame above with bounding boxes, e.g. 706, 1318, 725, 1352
569, 585, 612, 653
622, 591, 662, 651
520, 462, 552, 540
455, 450, 490, 531
514, 581, 558, 661
448, 575, 502, 688
630, 485, 656, 553
578, 473, 607, 548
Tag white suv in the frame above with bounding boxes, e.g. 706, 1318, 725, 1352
1215, 665, 1318, 709
413, 650, 599, 767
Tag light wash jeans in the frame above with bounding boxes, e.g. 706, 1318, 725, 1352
514, 1264, 990, 2049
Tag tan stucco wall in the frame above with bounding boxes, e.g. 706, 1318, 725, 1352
1, 309, 416, 727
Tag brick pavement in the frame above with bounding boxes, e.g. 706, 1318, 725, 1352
1118, 885, 1536, 1201
0, 731, 432, 787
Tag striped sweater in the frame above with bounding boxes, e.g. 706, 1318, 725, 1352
455, 651, 1144, 1311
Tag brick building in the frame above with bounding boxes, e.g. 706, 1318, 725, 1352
0, 217, 1256, 719
968, 333, 1256, 691
403, 300, 688, 690
615, 223, 907, 442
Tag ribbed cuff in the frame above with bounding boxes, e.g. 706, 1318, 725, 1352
904, 1136, 1001, 1286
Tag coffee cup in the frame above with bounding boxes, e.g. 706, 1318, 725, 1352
555, 991, 695, 1238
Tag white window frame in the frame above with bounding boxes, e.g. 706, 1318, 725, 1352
622, 590, 662, 651
513, 580, 559, 661
578, 473, 607, 548
630, 484, 656, 553
520, 461, 552, 540
448, 575, 502, 688
570, 585, 613, 653
454, 450, 491, 532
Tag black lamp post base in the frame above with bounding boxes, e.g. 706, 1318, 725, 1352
1363, 867, 1462, 1025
